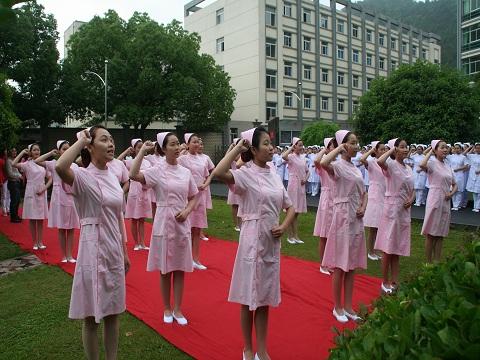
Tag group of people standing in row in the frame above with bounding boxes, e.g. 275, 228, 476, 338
3, 126, 461, 360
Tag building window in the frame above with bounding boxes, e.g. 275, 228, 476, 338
412, 45, 417, 57
402, 41, 408, 54
216, 8, 224, 25
266, 38, 276, 58
462, 54, 480, 75
379, 33, 385, 46
337, 71, 345, 86
391, 60, 397, 71
304, 94, 312, 109
303, 8, 311, 23
353, 100, 359, 113
352, 49, 360, 63
284, 31, 292, 47
283, 2, 292, 17
284, 61, 293, 77
337, 98, 345, 112
320, 14, 328, 28
321, 68, 328, 83
280, 130, 301, 145
230, 128, 238, 143
367, 77, 373, 90
285, 92, 293, 107
366, 53, 373, 67
321, 41, 329, 56
266, 102, 277, 120
266, 69, 277, 89
303, 64, 312, 80
337, 19, 345, 33
422, 48, 427, 59
352, 74, 359, 88
321, 97, 329, 111
391, 37, 396, 50
379, 57, 385, 70
337, 45, 345, 60
352, 24, 359, 38
366, 29, 373, 42
303, 36, 311, 51
462, 23, 480, 50
266, 6, 276, 27
216, 37, 224, 53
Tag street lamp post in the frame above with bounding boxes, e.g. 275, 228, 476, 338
82, 59, 109, 127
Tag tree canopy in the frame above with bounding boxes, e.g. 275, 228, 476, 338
61, 11, 236, 131
300, 120, 340, 146
0, 75, 21, 148
351, 61, 480, 144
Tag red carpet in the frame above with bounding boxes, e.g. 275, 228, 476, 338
0, 215, 382, 360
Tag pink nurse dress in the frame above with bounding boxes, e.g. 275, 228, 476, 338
363, 157, 386, 228
228, 162, 292, 310
107, 158, 129, 185
144, 155, 165, 203
227, 161, 241, 206
45, 160, 80, 229
286, 153, 308, 213
17, 160, 48, 219
322, 159, 367, 272
374, 158, 414, 256
421, 157, 455, 237
178, 153, 209, 228
124, 159, 152, 219
199, 153, 215, 209
68, 164, 126, 323
313, 166, 335, 238
142, 162, 198, 273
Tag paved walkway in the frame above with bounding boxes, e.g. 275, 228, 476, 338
209, 182, 480, 227
0, 254, 42, 277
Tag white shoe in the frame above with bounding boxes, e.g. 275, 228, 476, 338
172, 311, 188, 326
68, 258, 77, 263
193, 261, 207, 270
200, 235, 209, 241
451, 207, 459, 211
381, 282, 393, 294
472, 209, 479, 213
141, 245, 149, 250
368, 253, 379, 261
287, 238, 296, 244
332, 308, 348, 323
344, 310, 362, 322
234, 226, 240, 232
319, 266, 331, 275
39, 245, 46, 249
254, 354, 260, 360
61, 258, 68, 263
163, 313, 173, 324
133, 245, 140, 251
295, 238, 304, 244
414, 203, 420, 207
33, 245, 38, 250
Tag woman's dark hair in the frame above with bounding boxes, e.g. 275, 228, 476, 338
155, 142, 162, 155
371, 142, 384, 158
80, 125, 107, 167
158, 132, 174, 157
390, 138, 405, 159
29, 142, 40, 153
342, 132, 353, 144
57, 140, 69, 151
241, 127, 269, 163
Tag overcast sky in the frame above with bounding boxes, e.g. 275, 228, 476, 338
37, 0, 201, 58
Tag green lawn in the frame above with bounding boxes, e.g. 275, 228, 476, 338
0, 197, 478, 359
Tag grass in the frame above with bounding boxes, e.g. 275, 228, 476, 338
1, 197, 478, 359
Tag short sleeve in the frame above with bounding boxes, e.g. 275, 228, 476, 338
381, 158, 392, 177
426, 159, 434, 174
282, 188, 293, 209
16, 161, 28, 174
206, 156, 214, 171
188, 173, 199, 198
70, 166, 90, 196
287, 153, 294, 162
124, 159, 132, 170
331, 160, 342, 180
231, 167, 249, 195
119, 162, 129, 183
143, 166, 160, 190
45, 160, 55, 174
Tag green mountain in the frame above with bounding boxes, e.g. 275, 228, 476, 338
354, 0, 457, 68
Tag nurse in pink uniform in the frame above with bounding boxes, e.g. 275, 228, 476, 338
313, 137, 337, 275
129, 132, 198, 326
226, 138, 242, 231
281, 137, 308, 244
35, 140, 80, 262
145, 142, 165, 219
198, 138, 215, 241
178, 133, 209, 270
12, 144, 52, 250
420, 140, 457, 263
320, 130, 368, 323
213, 127, 295, 360
375, 138, 415, 294
56, 126, 130, 360
121, 139, 152, 250
360, 141, 387, 261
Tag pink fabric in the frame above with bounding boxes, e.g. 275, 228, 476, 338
124, 159, 152, 219
292, 137, 301, 145
324, 137, 333, 148
421, 158, 455, 237
131, 138, 142, 148
69, 164, 126, 323
229, 162, 292, 310
17, 160, 48, 220
144, 155, 166, 203
199, 153, 215, 209
286, 154, 308, 213
107, 159, 129, 184
374, 159, 414, 256
313, 166, 335, 238
241, 128, 255, 144
322, 159, 367, 272
56, 140, 67, 150
363, 157, 386, 228
431, 140, 441, 150
45, 160, 80, 229
178, 153, 209, 228
143, 162, 198, 273
335, 130, 350, 146
156, 132, 170, 147
388, 138, 398, 149
184, 133, 194, 144
227, 161, 241, 205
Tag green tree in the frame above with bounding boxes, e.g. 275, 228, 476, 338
0, 0, 27, 23
351, 61, 480, 144
0, 74, 21, 148
61, 12, 235, 131
300, 120, 340, 146
0, 0, 62, 132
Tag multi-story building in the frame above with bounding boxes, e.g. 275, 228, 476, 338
185, 0, 441, 145
458, 0, 480, 76
64, 20, 87, 58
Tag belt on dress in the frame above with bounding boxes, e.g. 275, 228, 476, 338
80, 217, 101, 226
156, 202, 176, 208
242, 213, 263, 221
